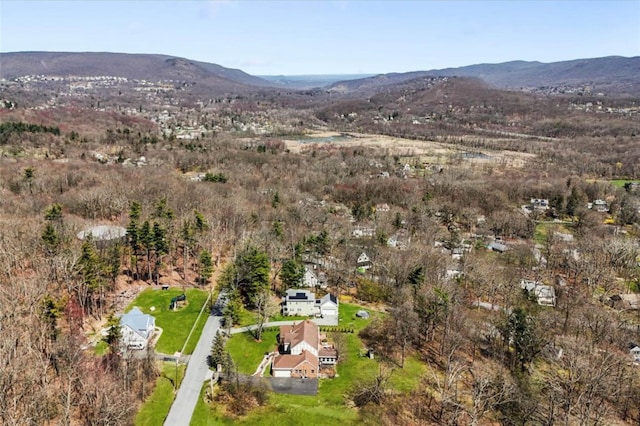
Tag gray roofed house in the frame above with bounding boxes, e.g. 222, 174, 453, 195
281, 289, 339, 318
120, 307, 156, 350
317, 293, 338, 318
520, 280, 556, 307
282, 289, 317, 317
488, 241, 508, 253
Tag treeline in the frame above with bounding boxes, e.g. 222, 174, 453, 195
0, 121, 61, 143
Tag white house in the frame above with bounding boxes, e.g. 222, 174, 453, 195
352, 226, 376, 238
530, 198, 550, 210
282, 289, 316, 316
303, 266, 319, 288
317, 293, 339, 318
629, 343, 640, 363
357, 252, 372, 270
387, 231, 410, 250
591, 199, 609, 213
282, 290, 339, 318
520, 280, 556, 307
120, 307, 155, 350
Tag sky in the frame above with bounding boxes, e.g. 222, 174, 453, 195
1, 0, 639, 75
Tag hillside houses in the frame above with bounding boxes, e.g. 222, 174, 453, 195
520, 280, 557, 307
302, 265, 328, 289
356, 252, 372, 271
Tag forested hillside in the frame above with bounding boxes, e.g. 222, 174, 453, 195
1, 54, 640, 425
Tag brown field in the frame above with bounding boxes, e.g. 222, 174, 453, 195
284, 130, 536, 168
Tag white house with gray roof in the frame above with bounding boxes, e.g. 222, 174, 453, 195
282, 289, 339, 318
120, 307, 156, 350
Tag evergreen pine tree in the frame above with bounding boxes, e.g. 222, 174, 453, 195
199, 249, 213, 284
41, 223, 60, 256
210, 330, 226, 369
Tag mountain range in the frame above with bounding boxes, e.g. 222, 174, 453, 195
1, 51, 638, 96
328, 56, 640, 96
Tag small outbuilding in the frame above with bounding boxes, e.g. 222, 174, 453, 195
356, 310, 370, 319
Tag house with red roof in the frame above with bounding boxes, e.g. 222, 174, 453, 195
271, 320, 338, 378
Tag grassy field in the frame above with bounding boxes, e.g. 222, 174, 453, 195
609, 179, 640, 188
533, 222, 573, 244
126, 287, 209, 355
226, 330, 279, 375
268, 313, 309, 322
191, 302, 425, 425
234, 308, 255, 327
235, 309, 308, 327
335, 302, 384, 333
93, 340, 109, 355
135, 361, 186, 426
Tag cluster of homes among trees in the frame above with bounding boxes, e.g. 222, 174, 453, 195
1, 70, 640, 424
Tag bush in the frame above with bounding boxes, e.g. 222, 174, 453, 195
203, 172, 228, 183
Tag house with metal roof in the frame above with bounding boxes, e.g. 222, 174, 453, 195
120, 307, 156, 350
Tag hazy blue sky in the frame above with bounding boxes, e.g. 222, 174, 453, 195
1, 1, 639, 75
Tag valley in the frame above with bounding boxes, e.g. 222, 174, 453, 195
1, 51, 640, 426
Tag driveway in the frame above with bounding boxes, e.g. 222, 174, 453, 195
229, 316, 338, 335
164, 294, 225, 426
267, 377, 318, 395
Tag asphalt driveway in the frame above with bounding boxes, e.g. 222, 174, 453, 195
267, 377, 318, 395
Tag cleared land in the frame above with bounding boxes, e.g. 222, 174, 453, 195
126, 287, 209, 355
135, 362, 186, 426
284, 131, 536, 168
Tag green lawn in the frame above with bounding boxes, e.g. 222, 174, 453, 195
191, 302, 425, 425
93, 340, 109, 356
610, 179, 640, 188
268, 313, 310, 322
533, 222, 573, 244
126, 287, 209, 355
135, 361, 186, 426
337, 302, 381, 332
226, 330, 279, 375
193, 330, 424, 425
234, 309, 308, 327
